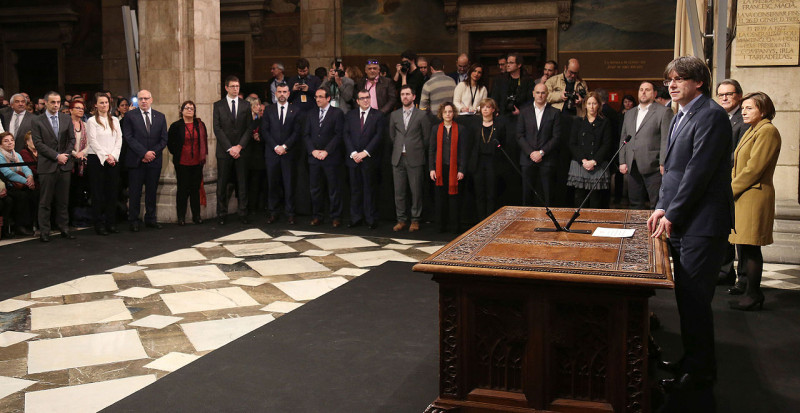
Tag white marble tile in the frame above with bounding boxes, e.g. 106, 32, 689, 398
273, 277, 349, 301
181, 314, 274, 351
128, 314, 183, 329
27, 330, 148, 374
248, 257, 330, 276
0, 298, 36, 312
30, 299, 132, 330
30, 274, 119, 298
209, 257, 244, 265
230, 277, 270, 287
261, 301, 304, 313
137, 248, 207, 265
106, 264, 147, 274
306, 236, 379, 250
223, 241, 296, 257
762, 271, 796, 280
115, 287, 162, 299
762, 263, 799, 271
762, 280, 800, 289
333, 268, 370, 277
215, 228, 272, 241
0, 331, 38, 347
336, 250, 418, 268
25, 375, 156, 413
391, 238, 428, 244
160, 287, 260, 314
417, 245, 445, 254
0, 376, 37, 399
300, 249, 333, 257
193, 241, 221, 248
0, 237, 30, 247
273, 235, 304, 242
383, 243, 413, 250
144, 264, 229, 287
289, 230, 323, 236
143, 352, 200, 372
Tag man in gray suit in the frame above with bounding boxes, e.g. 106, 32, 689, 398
32, 91, 76, 242
213, 75, 252, 225
619, 80, 674, 209
389, 85, 431, 232
2, 94, 36, 151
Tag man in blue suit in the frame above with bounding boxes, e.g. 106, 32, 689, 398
344, 89, 384, 229
261, 83, 299, 225
122, 89, 168, 232
648, 56, 734, 403
304, 87, 344, 227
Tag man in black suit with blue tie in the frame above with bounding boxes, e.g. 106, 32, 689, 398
213, 76, 252, 225
261, 83, 299, 224
32, 91, 76, 242
517, 82, 561, 206
122, 89, 168, 232
649, 56, 733, 405
344, 89, 384, 229
304, 87, 345, 227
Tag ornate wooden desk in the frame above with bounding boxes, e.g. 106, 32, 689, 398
413, 207, 673, 413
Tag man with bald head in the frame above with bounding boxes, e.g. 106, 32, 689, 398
517, 82, 561, 206
122, 89, 168, 232
448, 53, 470, 84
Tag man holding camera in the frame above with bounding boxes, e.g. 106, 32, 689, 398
489, 52, 534, 118
287, 58, 321, 115
321, 59, 354, 114
393, 50, 425, 106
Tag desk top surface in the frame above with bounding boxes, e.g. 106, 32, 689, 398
413, 207, 673, 289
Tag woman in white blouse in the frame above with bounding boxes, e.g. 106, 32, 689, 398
452, 63, 487, 115
86, 93, 123, 235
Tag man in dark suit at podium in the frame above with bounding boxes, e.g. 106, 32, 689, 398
304, 87, 345, 227
517, 82, 560, 206
344, 89, 384, 229
648, 56, 733, 406
261, 83, 299, 224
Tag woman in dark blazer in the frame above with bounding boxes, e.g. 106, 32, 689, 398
429, 102, 468, 233
728, 92, 781, 311
468, 97, 505, 220
567, 91, 612, 208
167, 101, 208, 225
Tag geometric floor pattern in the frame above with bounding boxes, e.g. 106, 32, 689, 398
0, 228, 444, 412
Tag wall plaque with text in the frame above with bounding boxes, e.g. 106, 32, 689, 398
738, 0, 800, 25
735, 24, 800, 66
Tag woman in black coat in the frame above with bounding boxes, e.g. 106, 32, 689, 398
567, 91, 612, 208
167, 100, 208, 225
468, 97, 506, 220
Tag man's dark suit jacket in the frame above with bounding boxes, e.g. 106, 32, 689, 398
122, 108, 168, 168
490, 73, 535, 116
356, 76, 397, 115
213, 97, 252, 159
343, 108, 384, 168
287, 75, 321, 113
447, 72, 467, 85
31, 112, 76, 174
304, 106, 345, 166
2, 110, 36, 152
261, 103, 299, 163
729, 106, 748, 149
516, 104, 561, 166
657, 94, 733, 237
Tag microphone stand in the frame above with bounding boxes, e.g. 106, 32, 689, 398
493, 139, 565, 232
562, 135, 633, 233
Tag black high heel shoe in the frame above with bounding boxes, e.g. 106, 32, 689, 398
727, 281, 746, 295
729, 293, 764, 311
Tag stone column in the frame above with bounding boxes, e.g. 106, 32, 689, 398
138, 0, 221, 222
300, 0, 337, 69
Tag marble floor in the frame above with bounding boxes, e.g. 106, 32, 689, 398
0, 229, 444, 412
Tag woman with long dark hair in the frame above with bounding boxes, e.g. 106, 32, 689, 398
453, 64, 487, 115
86, 92, 123, 235
167, 100, 208, 225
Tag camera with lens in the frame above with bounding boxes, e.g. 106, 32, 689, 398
505, 94, 518, 113
564, 86, 587, 111
399, 60, 411, 74
334, 58, 345, 78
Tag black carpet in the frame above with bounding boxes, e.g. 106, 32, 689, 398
105, 261, 439, 413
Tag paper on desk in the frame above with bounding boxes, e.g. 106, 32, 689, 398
592, 227, 635, 238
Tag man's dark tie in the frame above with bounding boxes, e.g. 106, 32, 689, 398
360, 111, 365, 132
280, 105, 284, 124
319, 109, 325, 127
144, 111, 152, 134
668, 110, 685, 147
231, 100, 236, 119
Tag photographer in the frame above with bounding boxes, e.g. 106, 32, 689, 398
545, 58, 588, 117
287, 58, 321, 114
321, 58, 354, 113
393, 50, 425, 106
488, 52, 534, 117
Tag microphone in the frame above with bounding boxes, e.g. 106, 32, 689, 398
492, 138, 565, 232
562, 135, 633, 233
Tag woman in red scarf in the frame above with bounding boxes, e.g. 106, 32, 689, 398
167, 101, 208, 226
428, 102, 468, 233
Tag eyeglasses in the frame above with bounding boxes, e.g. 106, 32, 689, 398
357, 96, 370, 101
717, 92, 737, 98
663, 77, 690, 86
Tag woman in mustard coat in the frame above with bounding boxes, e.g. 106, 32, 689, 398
728, 92, 781, 311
